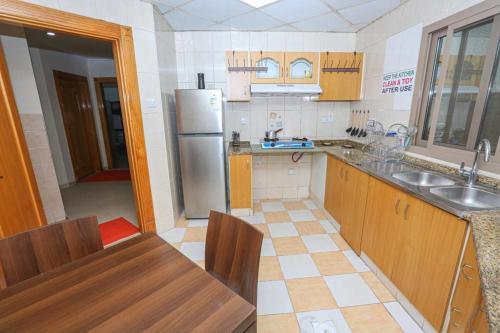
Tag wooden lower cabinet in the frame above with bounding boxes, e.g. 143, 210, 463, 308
339, 164, 368, 255
229, 155, 252, 209
323, 157, 369, 254
361, 177, 467, 331
448, 236, 488, 333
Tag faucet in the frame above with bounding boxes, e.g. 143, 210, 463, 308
460, 139, 491, 186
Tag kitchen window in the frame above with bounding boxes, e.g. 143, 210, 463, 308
410, 0, 500, 173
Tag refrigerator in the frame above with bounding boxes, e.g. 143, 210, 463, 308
175, 89, 227, 218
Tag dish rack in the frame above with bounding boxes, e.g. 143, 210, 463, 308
362, 123, 417, 161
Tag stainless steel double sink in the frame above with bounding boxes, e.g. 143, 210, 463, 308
363, 160, 500, 211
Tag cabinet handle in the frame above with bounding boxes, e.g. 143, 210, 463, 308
395, 199, 401, 215
345, 170, 348, 182
461, 264, 474, 280
403, 204, 410, 220
451, 307, 462, 313
340, 168, 343, 179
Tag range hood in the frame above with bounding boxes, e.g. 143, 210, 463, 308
251, 84, 322, 96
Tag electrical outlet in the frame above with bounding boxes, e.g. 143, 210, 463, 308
288, 168, 296, 175
240, 117, 249, 125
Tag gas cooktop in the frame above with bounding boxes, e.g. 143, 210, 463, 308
261, 140, 315, 149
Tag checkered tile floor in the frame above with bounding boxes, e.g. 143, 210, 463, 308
159, 199, 423, 333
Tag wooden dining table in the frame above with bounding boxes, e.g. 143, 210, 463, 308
0, 233, 256, 332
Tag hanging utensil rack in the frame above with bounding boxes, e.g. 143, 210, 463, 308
321, 51, 362, 73
227, 50, 268, 72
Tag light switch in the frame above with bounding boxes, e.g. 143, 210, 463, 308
240, 117, 249, 125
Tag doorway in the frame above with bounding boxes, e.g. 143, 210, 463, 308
94, 77, 129, 170
0, 1, 156, 238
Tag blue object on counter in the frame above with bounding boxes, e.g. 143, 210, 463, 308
386, 131, 397, 137
261, 140, 315, 149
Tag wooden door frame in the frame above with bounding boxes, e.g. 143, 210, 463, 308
53, 70, 102, 179
93, 77, 117, 169
0, 40, 46, 233
0, 1, 156, 233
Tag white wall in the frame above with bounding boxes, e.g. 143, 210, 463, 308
1, 31, 66, 223
175, 31, 357, 143
352, 0, 487, 128
22, 0, 175, 232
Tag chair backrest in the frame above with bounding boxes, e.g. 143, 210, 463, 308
0, 216, 103, 289
205, 210, 263, 306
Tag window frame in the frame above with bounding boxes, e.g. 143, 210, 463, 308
409, 0, 500, 174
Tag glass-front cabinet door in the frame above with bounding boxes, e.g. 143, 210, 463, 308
250, 52, 285, 84
285, 52, 318, 84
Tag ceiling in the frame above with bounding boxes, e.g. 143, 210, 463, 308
149, 0, 404, 32
24, 28, 114, 59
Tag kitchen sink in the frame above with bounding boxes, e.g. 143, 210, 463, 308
392, 171, 455, 187
430, 186, 500, 209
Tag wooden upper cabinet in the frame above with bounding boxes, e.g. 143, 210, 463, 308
250, 51, 285, 84
284, 52, 318, 84
229, 155, 252, 209
226, 51, 251, 102
319, 52, 363, 101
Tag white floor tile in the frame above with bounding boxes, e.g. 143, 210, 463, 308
384, 302, 424, 333
261, 201, 286, 212
324, 273, 379, 307
261, 238, 277, 257
302, 234, 339, 253
257, 280, 294, 315
289, 209, 316, 222
296, 309, 352, 333
187, 219, 209, 227
343, 250, 370, 272
179, 242, 205, 261
320, 220, 338, 233
242, 212, 266, 225
278, 254, 320, 279
303, 199, 317, 209
159, 228, 185, 243
268, 222, 299, 238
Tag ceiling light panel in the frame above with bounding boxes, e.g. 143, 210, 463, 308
339, 0, 400, 25
180, 0, 253, 23
239, 0, 278, 8
261, 0, 330, 23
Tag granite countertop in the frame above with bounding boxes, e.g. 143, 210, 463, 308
227, 139, 499, 330
464, 211, 500, 333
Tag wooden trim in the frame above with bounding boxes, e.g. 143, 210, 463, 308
0, 40, 46, 230
93, 77, 117, 169
53, 70, 102, 178
0, 0, 156, 233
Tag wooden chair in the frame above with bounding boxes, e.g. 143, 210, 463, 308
205, 210, 263, 306
0, 216, 103, 289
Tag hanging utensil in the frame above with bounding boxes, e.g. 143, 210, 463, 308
362, 110, 370, 137
351, 110, 358, 136
346, 110, 354, 133
357, 111, 366, 137
350, 110, 356, 136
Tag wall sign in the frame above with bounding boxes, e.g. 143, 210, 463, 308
381, 69, 415, 94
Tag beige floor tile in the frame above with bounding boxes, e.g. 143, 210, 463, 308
259, 256, 284, 281
254, 224, 270, 238
264, 211, 291, 223
295, 221, 325, 235
312, 252, 357, 275
257, 314, 300, 333
331, 233, 351, 250
283, 201, 307, 210
360, 271, 395, 302
182, 227, 207, 242
273, 237, 308, 255
341, 304, 403, 333
171, 243, 181, 249
311, 209, 327, 220
254, 202, 262, 213
286, 277, 338, 312
176, 217, 189, 227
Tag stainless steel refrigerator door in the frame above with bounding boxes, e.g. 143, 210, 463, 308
175, 89, 223, 134
178, 134, 227, 218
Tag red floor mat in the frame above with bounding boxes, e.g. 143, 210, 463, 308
99, 217, 139, 246
81, 170, 131, 182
